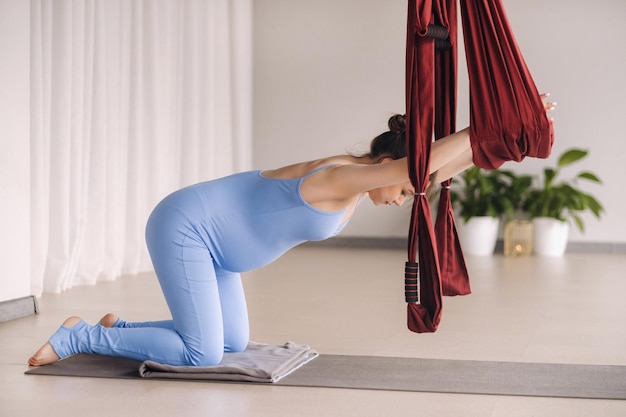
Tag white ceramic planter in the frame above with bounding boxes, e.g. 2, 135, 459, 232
457, 216, 500, 256
533, 217, 570, 257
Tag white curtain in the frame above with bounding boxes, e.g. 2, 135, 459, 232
30, 0, 252, 295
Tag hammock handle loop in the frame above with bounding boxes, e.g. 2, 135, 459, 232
404, 262, 419, 303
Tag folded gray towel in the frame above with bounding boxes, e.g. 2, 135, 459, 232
138, 341, 318, 383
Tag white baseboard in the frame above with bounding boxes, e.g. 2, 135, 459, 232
0, 296, 39, 323
307, 237, 626, 254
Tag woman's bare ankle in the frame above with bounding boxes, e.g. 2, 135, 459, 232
27, 316, 83, 367
99, 313, 119, 328
63, 316, 82, 327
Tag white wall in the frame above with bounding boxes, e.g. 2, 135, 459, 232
253, 0, 409, 237
0, 0, 30, 302
253, 0, 626, 244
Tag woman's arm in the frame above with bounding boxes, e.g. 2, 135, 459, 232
311, 127, 472, 200
327, 93, 554, 200
429, 127, 471, 173
300, 157, 409, 204
431, 147, 474, 183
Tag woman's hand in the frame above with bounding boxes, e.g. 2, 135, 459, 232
541, 93, 556, 120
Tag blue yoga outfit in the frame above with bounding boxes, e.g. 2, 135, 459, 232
48, 166, 352, 366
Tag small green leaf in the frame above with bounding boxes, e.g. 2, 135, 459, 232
558, 148, 587, 167
586, 195, 604, 217
577, 171, 602, 183
572, 214, 585, 233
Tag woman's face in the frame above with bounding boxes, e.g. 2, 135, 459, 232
368, 181, 414, 207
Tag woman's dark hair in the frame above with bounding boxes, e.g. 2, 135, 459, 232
367, 114, 406, 160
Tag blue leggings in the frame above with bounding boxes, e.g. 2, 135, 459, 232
48, 202, 250, 366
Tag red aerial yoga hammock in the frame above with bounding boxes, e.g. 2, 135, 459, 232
404, 0, 554, 333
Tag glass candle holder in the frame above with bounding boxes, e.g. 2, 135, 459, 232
504, 220, 533, 257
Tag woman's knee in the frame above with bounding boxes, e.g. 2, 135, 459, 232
189, 347, 224, 367
225, 331, 249, 353
187, 335, 247, 366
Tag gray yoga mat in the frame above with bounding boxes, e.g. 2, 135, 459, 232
26, 352, 626, 400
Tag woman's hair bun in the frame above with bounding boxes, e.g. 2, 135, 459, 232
388, 114, 406, 134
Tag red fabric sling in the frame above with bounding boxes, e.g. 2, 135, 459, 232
433, 0, 471, 298
404, 0, 554, 333
460, 0, 554, 170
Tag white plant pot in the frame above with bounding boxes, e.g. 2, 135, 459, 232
533, 217, 570, 257
457, 216, 500, 256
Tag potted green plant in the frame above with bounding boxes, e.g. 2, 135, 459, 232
451, 167, 527, 255
522, 148, 604, 256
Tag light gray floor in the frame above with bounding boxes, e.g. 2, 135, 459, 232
2, 246, 625, 416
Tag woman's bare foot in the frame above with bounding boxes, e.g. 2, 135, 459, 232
27, 342, 59, 366
28, 316, 82, 366
99, 313, 119, 328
